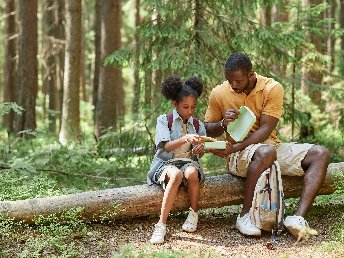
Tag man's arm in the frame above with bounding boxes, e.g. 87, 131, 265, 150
233, 114, 279, 153
204, 121, 225, 138
209, 114, 279, 158
205, 109, 240, 138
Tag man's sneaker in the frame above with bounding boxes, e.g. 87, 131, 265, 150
149, 222, 166, 244
182, 207, 198, 232
235, 213, 261, 236
284, 215, 309, 238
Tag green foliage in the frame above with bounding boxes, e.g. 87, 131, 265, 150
112, 244, 222, 258
0, 208, 90, 257
0, 102, 24, 117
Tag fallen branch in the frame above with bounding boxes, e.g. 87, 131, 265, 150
0, 162, 343, 223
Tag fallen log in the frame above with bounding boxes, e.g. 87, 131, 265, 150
0, 162, 343, 223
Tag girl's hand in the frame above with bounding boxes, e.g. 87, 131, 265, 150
183, 134, 201, 145
192, 143, 205, 157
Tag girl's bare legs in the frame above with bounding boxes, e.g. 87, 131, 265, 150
159, 167, 183, 224
184, 166, 200, 211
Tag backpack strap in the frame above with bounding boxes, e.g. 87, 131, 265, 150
192, 117, 199, 134
167, 112, 200, 134
167, 112, 173, 132
271, 162, 284, 245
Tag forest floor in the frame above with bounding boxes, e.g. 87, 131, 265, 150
1, 200, 343, 257
90, 202, 344, 257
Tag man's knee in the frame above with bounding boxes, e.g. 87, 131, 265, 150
252, 145, 277, 167
308, 145, 331, 161
304, 145, 331, 170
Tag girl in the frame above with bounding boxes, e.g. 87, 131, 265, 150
147, 76, 206, 244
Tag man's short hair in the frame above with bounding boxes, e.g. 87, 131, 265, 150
224, 52, 252, 74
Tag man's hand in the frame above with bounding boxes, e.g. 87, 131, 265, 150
222, 109, 240, 128
209, 141, 235, 158
192, 143, 205, 157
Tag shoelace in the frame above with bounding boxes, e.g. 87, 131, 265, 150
242, 214, 256, 228
298, 218, 309, 227
152, 224, 165, 237
185, 211, 197, 225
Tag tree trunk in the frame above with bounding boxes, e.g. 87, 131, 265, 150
92, 0, 102, 121
114, 0, 124, 125
43, 0, 62, 133
14, 0, 38, 134
326, 0, 335, 75
301, 0, 325, 109
340, 0, 344, 76
59, 0, 81, 144
271, 2, 289, 77
3, 0, 16, 133
95, 0, 123, 137
0, 162, 342, 223
132, 0, 140, 114
341, 0, 344, 52
259, 5, 272, 26
55, 0, 65, 131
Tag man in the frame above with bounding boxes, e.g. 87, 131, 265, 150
204, 52, 330, 237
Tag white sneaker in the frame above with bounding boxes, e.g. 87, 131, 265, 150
284, 215, 309, 238
235, 213, 261, 236
182, 207, 198, 232
149, 222, 166, 244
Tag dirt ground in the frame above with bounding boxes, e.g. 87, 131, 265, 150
82, 204, 343, 257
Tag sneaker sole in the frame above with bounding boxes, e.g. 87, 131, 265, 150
150, 239, 164, 244
285, 226, 301, 238
182, 226, 197, 233
235, 223, 261, 236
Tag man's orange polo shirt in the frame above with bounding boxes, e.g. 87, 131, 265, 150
204, 73, 284, 143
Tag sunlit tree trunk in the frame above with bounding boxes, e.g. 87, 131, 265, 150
151, 13, 161, 108
59, 0, 81, 144
3, 0, 16, 133
55, 0, 65, 131
14, 0, 38, 134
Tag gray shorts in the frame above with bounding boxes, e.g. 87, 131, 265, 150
153, 158, 201, 189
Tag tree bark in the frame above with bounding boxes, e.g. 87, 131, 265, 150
14, 0, 38, 134
301, 0, 325, 109
59, 0, 82, 144
43, 0, 64, 133
132, 0, 140, 114
0, 162, 342, 223
92, 0, 102, 121
326, 0, 335, 74
95, 0, 123, 137
3, 0, 16, 133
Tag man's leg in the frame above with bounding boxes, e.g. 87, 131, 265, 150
296, 145, 330, 217
240, 145, 277, 216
